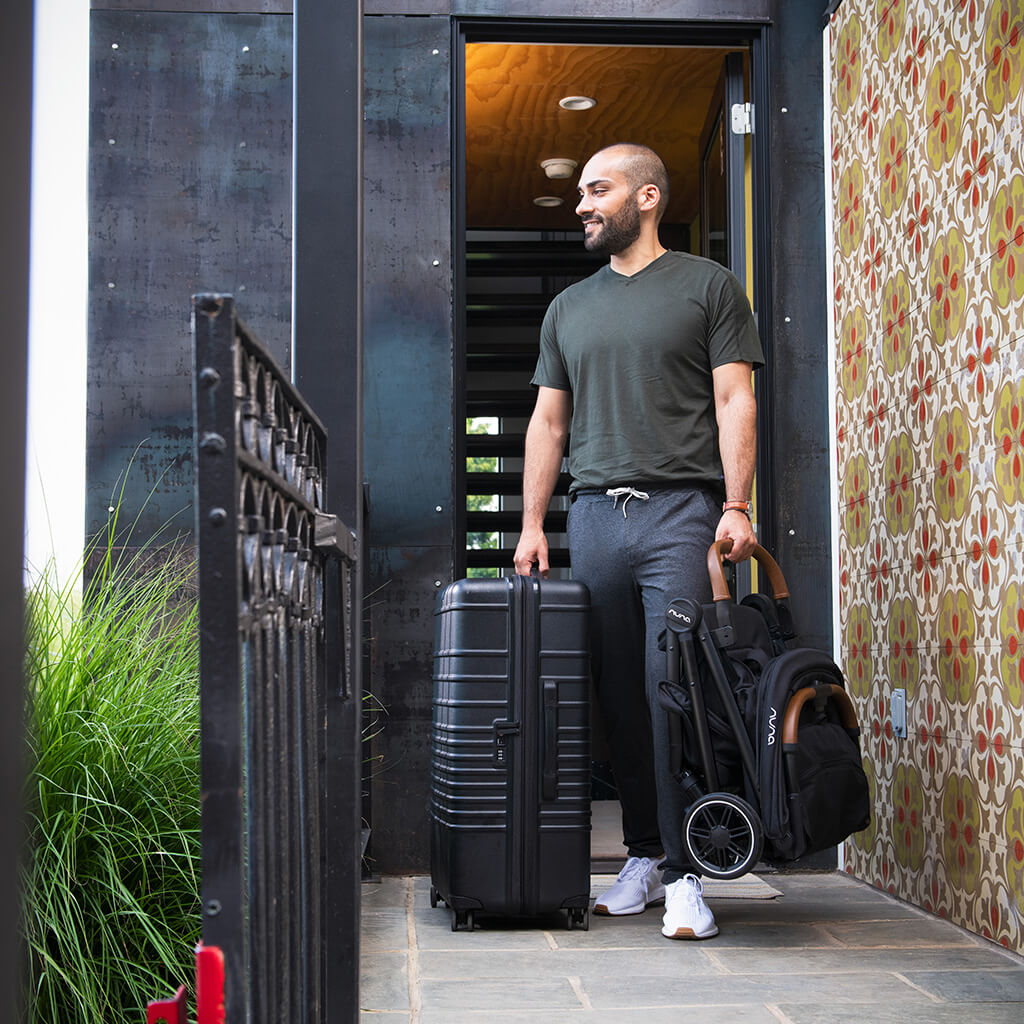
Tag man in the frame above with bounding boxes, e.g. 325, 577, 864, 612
513, 143, 763, 940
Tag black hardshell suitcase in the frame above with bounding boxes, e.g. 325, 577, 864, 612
430, 574, 592, 931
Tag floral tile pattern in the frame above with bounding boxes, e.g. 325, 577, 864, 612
829, 0, 1024, 951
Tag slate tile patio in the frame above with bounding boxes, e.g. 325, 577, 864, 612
360, 872, 1024, 1023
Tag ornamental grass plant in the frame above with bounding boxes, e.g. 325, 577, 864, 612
22, 520, 201, 1024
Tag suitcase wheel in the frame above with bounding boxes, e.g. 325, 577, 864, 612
451, 909, 475, 932
682, 792, 764, 880
567, 907, 589, 931
429, 885, 440, 908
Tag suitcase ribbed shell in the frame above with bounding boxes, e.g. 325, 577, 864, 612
430, 576, 591, 925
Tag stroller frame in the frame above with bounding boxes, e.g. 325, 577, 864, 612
662, 541, 790, 879
663, 541, 865, 878
663, 597, 764, 879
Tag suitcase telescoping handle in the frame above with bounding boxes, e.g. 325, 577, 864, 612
707, 540, 790, 603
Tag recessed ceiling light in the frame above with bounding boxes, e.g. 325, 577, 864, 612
559, 95, 597, 111
540, 158, 577, 179
533, 196, 564, 207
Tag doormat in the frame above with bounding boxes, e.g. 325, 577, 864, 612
590, 872, 782, 900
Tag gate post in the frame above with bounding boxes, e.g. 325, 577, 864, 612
1, 2, 31, 1020
293, 1, 365, 1016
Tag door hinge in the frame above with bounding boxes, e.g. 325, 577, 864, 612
731, 102, 754, 135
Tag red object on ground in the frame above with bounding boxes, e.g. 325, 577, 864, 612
196, 943, 226, 1024
146, 985, 186, 1024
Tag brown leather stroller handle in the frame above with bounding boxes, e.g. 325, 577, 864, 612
708, 540, 791, 603
782, 684, 860, 745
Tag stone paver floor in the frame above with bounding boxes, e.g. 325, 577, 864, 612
360, 872, 1024, 1023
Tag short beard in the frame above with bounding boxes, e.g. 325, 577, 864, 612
583, 193, 642, 255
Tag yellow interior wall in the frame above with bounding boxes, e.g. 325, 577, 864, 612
829, 0, 1024, 950
744, 59, 758, 582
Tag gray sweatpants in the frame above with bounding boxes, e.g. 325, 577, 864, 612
567, 485, 719, 884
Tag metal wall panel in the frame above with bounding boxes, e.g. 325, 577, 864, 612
363, 14, 453, 872
94, 1, 292, 12
366, 0, 771, 18
366, 546, 451, 872
766, 0, 832, 653
88, 11, 292, 543
363, 16, 453, 549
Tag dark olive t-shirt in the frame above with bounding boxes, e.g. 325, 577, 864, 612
531, 250, 764, 496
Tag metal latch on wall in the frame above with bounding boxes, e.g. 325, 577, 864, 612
891, 688, 907, 739
731, 102, 754, 135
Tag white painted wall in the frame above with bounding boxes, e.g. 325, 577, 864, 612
26, 0, 89, 583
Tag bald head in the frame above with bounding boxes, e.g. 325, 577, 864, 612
592, 143, 670, 221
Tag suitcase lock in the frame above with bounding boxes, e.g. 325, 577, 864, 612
492, 719, 520, 768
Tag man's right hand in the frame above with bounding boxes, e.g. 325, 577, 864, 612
513, 526, 549, 577
515, 386, 571, 579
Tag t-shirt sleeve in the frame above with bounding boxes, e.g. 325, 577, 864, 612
705, 269, 765, 371
531, 298, 572, 391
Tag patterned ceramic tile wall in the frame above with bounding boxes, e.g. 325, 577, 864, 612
828, 0, 1024, 950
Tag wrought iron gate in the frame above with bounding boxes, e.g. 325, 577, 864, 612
191, 294, 358, 1022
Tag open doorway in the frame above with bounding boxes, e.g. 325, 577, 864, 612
456, 36, 762, 579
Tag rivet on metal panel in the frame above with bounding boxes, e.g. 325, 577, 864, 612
434, 580, 442, 587
198, 296, 223, 316
432, 48, 439, 55
204, 899, 222, 917
784, 316, 791, 323
107, 282, 116, 289
199, 367, 221, 387
781, 107, 789, 113
111, 43, 119, 50
432, 259, 440, 267
435, 506, 442, 513
208, 507, 228, 527
242, 45, 250, 53
239, 141, 247, 149
108, 139, 116, 145
788, 529, 795, 536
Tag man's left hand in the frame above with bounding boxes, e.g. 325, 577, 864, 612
716, 510, 757, 562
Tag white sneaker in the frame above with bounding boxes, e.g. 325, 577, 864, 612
661, 874, 719, 939
594, 856, 666, 915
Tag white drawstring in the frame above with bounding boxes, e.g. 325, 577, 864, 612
606, 486, 650, 518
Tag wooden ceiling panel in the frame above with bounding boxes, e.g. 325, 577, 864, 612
465, 43, 742, 230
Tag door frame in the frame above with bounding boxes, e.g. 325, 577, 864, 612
699, 51, 748, 284
453, 16, 778, 574
699, 49, 755, 597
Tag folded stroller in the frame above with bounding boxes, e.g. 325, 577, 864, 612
658, 541, 870, 879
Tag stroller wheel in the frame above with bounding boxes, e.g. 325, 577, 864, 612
682, 793, 763, 880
